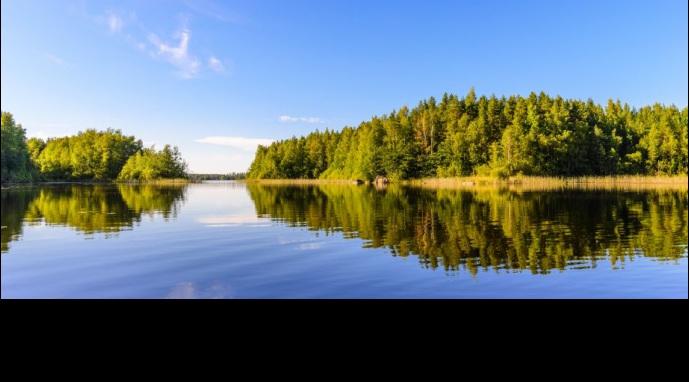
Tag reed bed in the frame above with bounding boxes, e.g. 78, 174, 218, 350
116, 178, 192, 185
244, 178, 363, 185
405, 175, 688, 191
243, 176, 687, 191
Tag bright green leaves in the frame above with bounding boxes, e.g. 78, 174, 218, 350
247, 92, 689, 180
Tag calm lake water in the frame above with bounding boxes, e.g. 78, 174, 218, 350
1, 181, 687, 298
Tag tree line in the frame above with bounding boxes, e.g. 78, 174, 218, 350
248, 89, 688, 180
1, 111, 187, 183
187, 172, 247, 181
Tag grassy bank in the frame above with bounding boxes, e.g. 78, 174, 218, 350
405, 175, 688, 191
116, 178, 192, 185
246, 175, 688, 190
1, 178, 192, 189
244, 178, 363, 185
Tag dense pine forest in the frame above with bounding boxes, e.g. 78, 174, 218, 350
1, 111, 187, 183
248, 89, 688, 180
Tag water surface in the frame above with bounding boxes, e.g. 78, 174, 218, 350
1, 182, 687, 298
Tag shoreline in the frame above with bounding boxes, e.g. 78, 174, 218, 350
4, 176, 686, 190
1, 178, 193, 189
243, 179, 363, 185
244, 175, 688, 190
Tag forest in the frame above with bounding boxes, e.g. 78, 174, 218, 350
247, 89, 688, 180
1, 111, 187, 183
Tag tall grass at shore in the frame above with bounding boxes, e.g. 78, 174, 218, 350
246, 176, 688, 191
1, 178, 193, 189
405, 175, 688, 191
244, 178, 362, 185
116, 178, 192, 185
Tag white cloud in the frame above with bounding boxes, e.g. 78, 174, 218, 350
45, 53, 66, 66
148, 29, 201, 78
278, 115, 324, 124
195, 136, 274, 151
186, 151, 257, 173
208, 56, 225, 73
107, 12, 123, 33
29, 131, 52, 140
93, 10, 226, 79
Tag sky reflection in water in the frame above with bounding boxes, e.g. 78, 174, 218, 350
1, 182, 687, 298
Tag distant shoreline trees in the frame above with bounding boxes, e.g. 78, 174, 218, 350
187, 173, 247, 181
1, 111, 187, 183
248, 90, 688, 180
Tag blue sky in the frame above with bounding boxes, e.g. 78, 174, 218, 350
2, 0, 687, 173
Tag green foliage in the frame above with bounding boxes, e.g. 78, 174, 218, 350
247, 91, 689, 179
188, 172, 247, 181
1, 112, 33, 182
32, 129, 143, 180
1, 112, 188, 183
117, 145, 187, 181
26, 138, 46, 166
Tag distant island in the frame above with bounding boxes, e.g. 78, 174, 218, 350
247, 89, 688, 181
187, 173, 247, 181
1, 112, 187, 184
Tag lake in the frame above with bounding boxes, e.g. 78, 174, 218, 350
1, 181, 687, 298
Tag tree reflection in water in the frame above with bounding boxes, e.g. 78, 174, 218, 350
1, 184, 187, 251
2, 183, 687, 277
247, 184, 688, 275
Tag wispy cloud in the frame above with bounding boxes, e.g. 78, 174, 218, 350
278, 115, 325, 124
95, 10, 150, 55
208, 56, 225, 73
195, 136, 274, 151
45, 53, 66, 66
148, 28, 201, 79
107, 12, 123, 33
93, 9, 227, 79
